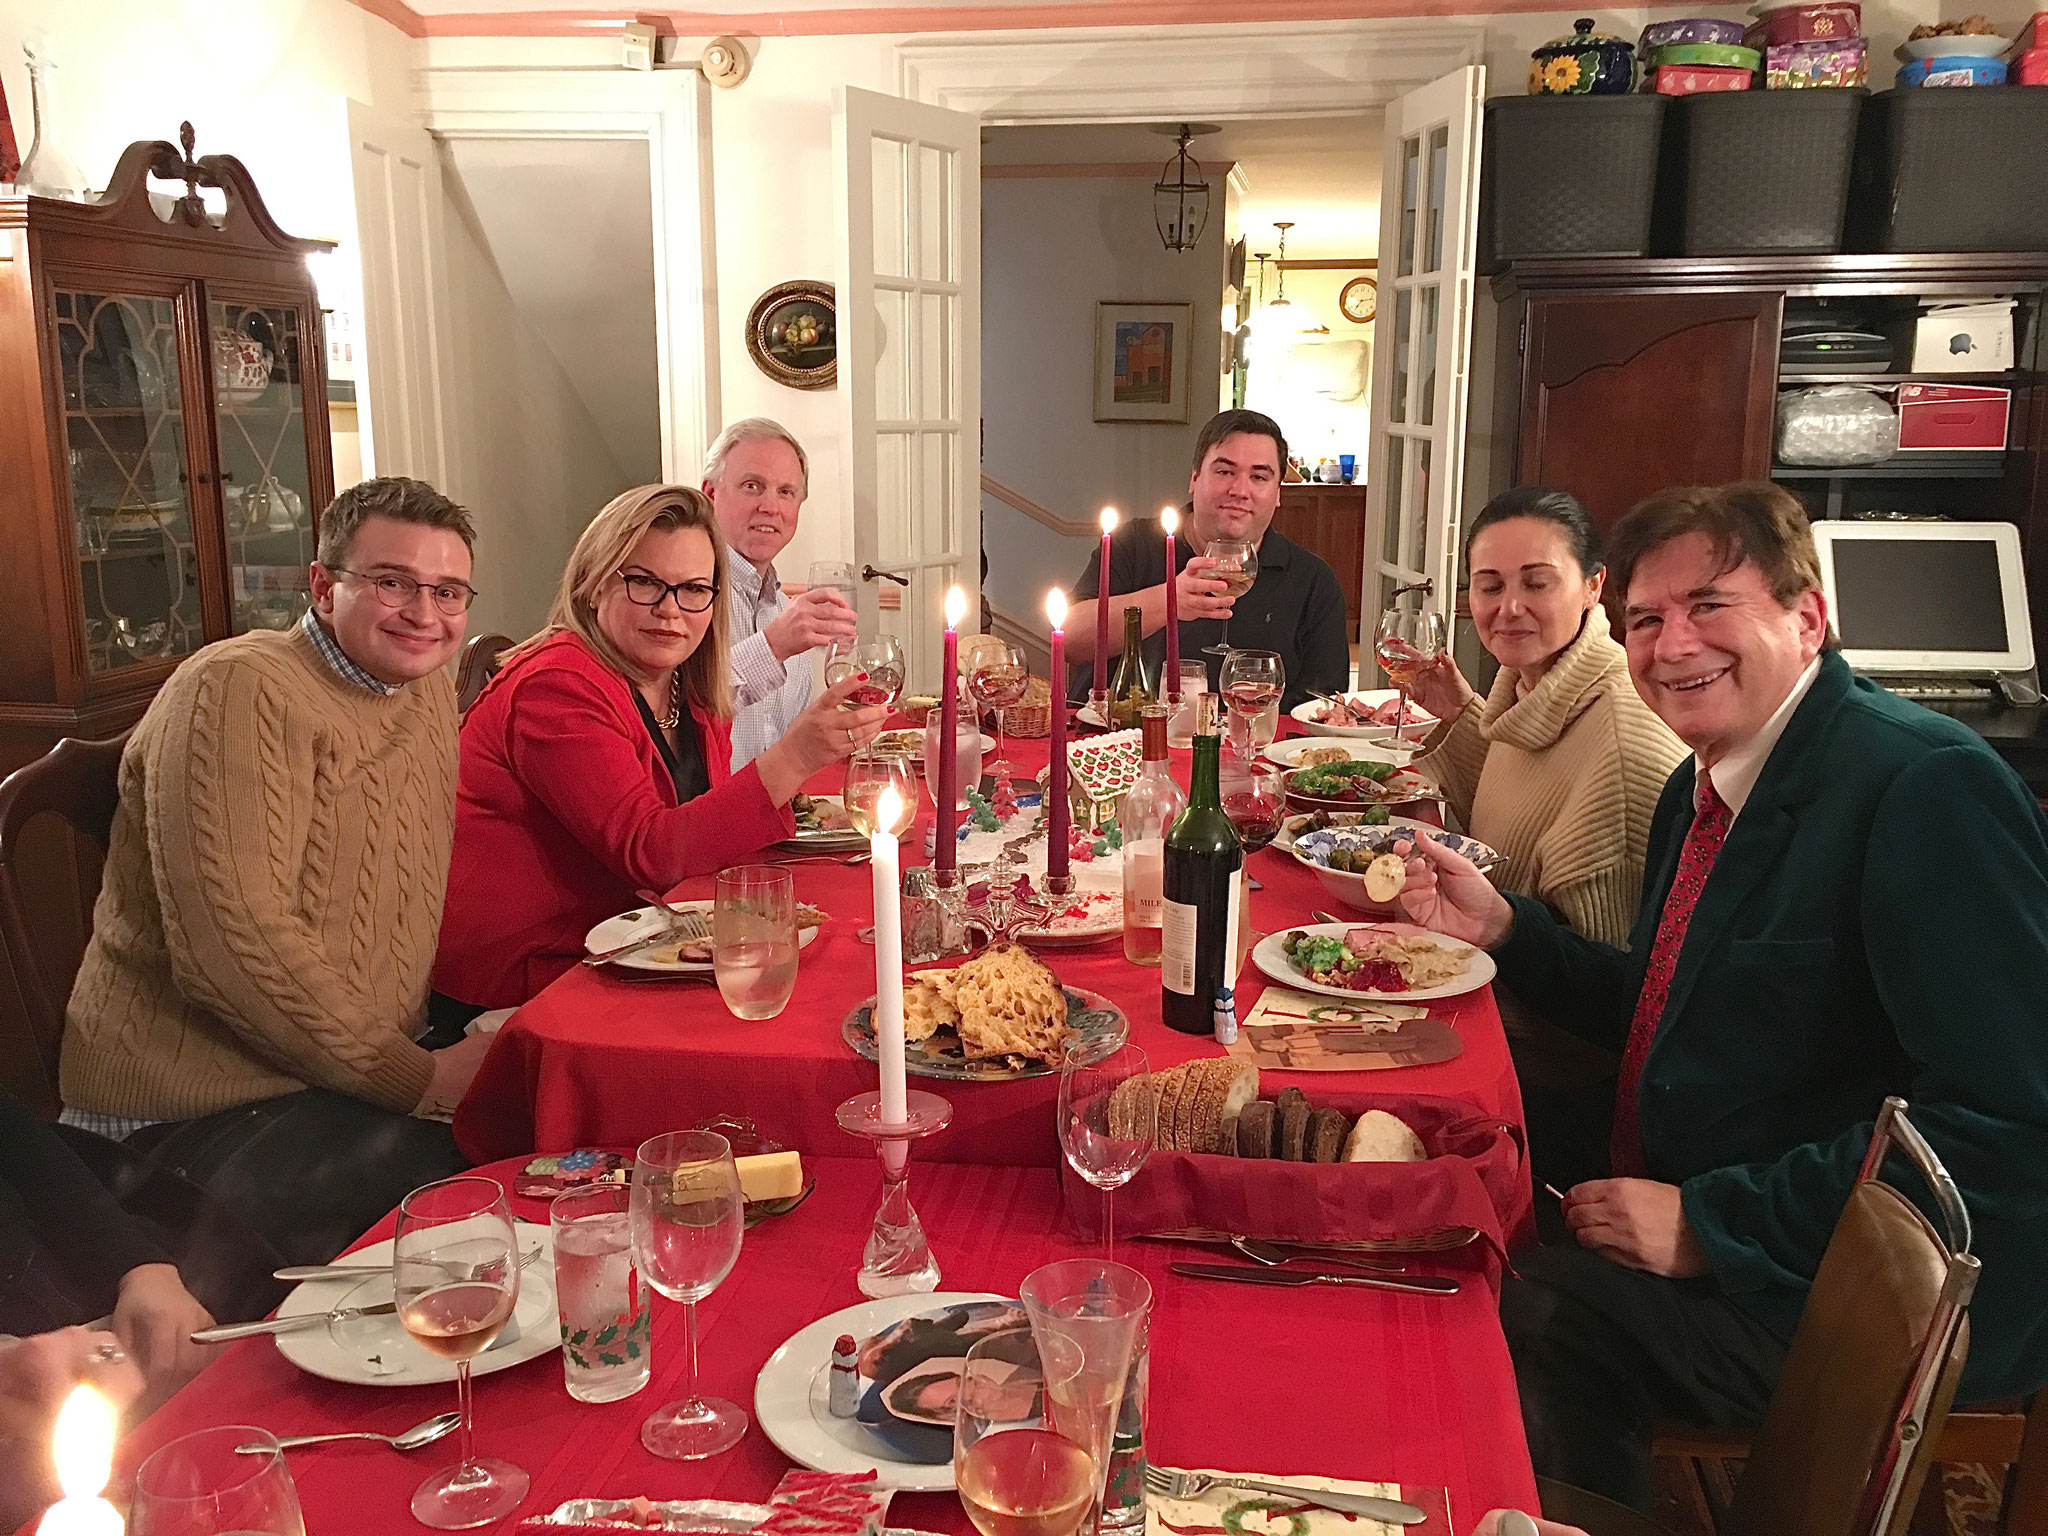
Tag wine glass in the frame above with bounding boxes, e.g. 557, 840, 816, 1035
131, 1426, 306, 1536
1219, 649, 1283, 759
1220, 757, 1286, 855
1375, 604, 1447, 742
712, 866, 798, 1021
1201, 537, 1258, 655
954, 1331, 1097, 1536
966, 639, 1028, 777
825, 635, 905, 710
844, 749, 918, 839
631, 1130, 747, 1459
1058, 1042, 1154, 1254
392, 1176, 527, 1528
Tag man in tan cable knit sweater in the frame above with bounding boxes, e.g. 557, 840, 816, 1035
59, 477, 485, 1264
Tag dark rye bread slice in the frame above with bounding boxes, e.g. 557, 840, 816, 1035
1306, 1107, 1350, 1163
1235, 1099, 1278, 1158
1275, 1087, 1312, 1162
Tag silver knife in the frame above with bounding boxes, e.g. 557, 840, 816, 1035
1169, 1261, 1459, 1296
192, 1302, 398, 1343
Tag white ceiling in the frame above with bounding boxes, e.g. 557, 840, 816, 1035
441, 138, 663, 483
983, 117, 1383, 261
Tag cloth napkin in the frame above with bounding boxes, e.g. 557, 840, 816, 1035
1145, 1467, 1451, 1536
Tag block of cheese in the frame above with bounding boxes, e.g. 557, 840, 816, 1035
736, 1149, 806, 1202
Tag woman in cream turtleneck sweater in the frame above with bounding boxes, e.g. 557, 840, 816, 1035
1407, 488, 1687, 950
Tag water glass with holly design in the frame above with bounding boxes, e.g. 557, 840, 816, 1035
550, 1182, 651, 1403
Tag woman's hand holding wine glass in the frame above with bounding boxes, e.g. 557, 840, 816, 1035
1374, 606, 1446, 742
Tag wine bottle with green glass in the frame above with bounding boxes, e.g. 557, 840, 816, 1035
1106, 605, 1155, 730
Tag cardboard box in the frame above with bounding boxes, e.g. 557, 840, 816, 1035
1901, 301, 2015, 372
1896, 383, 2010, 451
1647, 63, 1755, 93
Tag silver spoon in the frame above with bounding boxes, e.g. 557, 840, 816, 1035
247, 1411, 461, 1454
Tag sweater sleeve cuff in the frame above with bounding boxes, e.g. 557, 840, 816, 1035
370, 1040, 438, 1116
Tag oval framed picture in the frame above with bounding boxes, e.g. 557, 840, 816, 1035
746, 280, 837, 390
1339, 274, 1379, 325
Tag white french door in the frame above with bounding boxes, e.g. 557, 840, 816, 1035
834, 85, 982, 694
1363, 66, 1485, 658
345, 100, 455, 489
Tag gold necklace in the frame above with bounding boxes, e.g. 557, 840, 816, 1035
655, 671, 682, 730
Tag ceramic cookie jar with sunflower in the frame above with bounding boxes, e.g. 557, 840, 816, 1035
1529, 17, 1639, 93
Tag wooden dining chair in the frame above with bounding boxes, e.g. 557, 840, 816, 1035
456, 632, 513, 714
0, 732, 130, 1113
1548, 1097, 1980, 1536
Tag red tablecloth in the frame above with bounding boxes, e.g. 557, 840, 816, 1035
456, 738, 1528, 1242
113, 1155, 1539, 1534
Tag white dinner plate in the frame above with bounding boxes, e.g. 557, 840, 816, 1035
584, 902, 824, 975
754, 1291, 1006, 1491
1261, 737, 1415, 772
1252, 922, 1497, 1003
272, 1230, 560, 1387
780, 793, 871, 851
1289, 688, 1438, 743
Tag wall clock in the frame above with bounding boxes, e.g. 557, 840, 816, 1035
1339, 275, 1378, 324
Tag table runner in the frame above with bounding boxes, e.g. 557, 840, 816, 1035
111, 1155, 1540, 1534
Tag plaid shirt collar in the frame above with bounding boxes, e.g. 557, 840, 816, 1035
300, 608, 400, 696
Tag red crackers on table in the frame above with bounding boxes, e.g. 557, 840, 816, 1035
758, 1469, 893, 1536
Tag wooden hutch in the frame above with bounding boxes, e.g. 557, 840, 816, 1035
0, 126, 333, 1109
1484, 253, 2048, 797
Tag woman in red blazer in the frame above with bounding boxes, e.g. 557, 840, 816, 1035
434, 485, 888, 1007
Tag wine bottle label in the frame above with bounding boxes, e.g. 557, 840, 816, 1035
1160, 899, 1198, 995
1221, 871, 1244, 983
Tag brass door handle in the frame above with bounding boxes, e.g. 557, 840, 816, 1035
861, 564, 910, 588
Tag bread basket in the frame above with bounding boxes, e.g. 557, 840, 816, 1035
1001, 674, 1053, 739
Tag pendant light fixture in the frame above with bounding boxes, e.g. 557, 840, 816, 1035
1262, 221, 1327, 339
1152, 122, 1219, 253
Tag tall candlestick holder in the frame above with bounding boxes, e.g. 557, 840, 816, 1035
965, 849, 1055, 945
836, 1089, 952, 1298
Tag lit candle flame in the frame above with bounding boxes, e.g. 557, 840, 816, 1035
52, 1385, 116, 1501
1160, 506, 1178, 535
1100, 507, 1119, 535
875, 785, 903, 835
943, 585, 967, 630
1046, 589, 1068, 631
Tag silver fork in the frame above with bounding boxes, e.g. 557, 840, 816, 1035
1140, 1466, 1424, 1525
274, 1244, 544, 1285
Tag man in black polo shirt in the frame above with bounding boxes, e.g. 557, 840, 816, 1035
1066, 409, 1350, 710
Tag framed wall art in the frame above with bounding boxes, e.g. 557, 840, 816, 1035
746, 279, 836, 390
1093, 301, 1192, 424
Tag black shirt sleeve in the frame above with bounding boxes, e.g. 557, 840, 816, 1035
1290, 557, 1355, 709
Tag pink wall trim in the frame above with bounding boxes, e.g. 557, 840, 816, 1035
350, 0, 1585, 41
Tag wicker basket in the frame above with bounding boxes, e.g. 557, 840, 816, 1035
1002, 675, 1053, 739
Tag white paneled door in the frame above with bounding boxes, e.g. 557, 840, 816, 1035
834, 86, 982, 694
345, 100, 455, 490
1363, 66, 1485, 659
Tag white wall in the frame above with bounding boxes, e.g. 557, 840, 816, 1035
980, 171, 1226, 627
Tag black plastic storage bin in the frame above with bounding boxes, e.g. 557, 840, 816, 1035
1652, 89, 1864, 256
1478, 94, 1665, 274
1846, 88, 2048, 253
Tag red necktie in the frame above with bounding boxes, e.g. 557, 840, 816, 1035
1610, 773, 1732, 1179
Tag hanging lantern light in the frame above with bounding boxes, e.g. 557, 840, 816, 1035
1153, 123, 1215, 253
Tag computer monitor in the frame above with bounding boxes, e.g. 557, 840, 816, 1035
1812, 520, 2034, 676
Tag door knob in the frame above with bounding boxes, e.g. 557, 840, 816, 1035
861, 564, 910, 588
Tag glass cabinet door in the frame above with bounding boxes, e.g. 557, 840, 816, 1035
209, 295, 317, 635
54, 289, 206, 675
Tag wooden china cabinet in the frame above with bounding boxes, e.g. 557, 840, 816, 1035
0, 126, 332, 1109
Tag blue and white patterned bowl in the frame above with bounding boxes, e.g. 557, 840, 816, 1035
1293, 825, 1502, 913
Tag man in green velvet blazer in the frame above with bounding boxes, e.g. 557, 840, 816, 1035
1400, 483, 2048, 1508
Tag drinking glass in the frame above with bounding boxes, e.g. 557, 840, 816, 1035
713, 866, 798, 1020
392, 1176, 527, 1529
1375, 604, 1446, 742
953, 1331, 1096, 1536
1166, 660, 1209, 749
844, 749, 918, 839
1201, 538, 1258, 655
806, 560, 858, 611
131, 1426, 305, 1536
551, 1182, 651, 1404
921, 698, 986, 807
630, 1130, 747, 1459
1057, 1042, 1154, 1254
966, 639, 1028, 771
1219, 649, 1283, 758
825, 635, 906, 710
1219, 757, 1285, 854
1019, 1260, 1153, 1533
